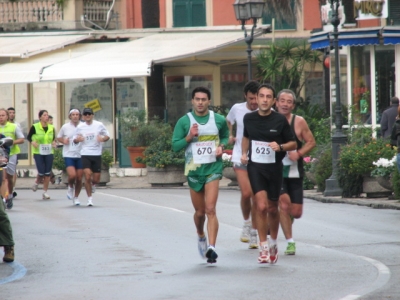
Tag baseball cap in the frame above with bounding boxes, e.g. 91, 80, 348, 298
82, 108, 94, 115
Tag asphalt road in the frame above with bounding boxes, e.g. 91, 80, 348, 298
1, 189, 399, 300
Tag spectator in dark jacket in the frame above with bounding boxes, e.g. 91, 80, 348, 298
381, 96, 399, 138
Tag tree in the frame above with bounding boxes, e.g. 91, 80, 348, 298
141, 0, 160, 28
256, 38, 322, 100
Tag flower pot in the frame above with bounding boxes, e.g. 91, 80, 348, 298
362, 175, 392, 198
147, 165, 187, 187
376, 175, 393, 191
222, 167, 238, 186
126, 146, 146, 168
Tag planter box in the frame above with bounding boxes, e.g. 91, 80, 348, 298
222, 167, 238, 186
362, 175, 392, 198
147, 166, 186, 187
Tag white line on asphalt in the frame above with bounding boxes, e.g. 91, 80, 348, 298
97, 192, 185, 213
0, 261, 27, 285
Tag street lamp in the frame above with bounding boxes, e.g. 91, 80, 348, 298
324, 0, 347, 196
233, 0, 266, 81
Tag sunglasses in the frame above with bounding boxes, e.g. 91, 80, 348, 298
83, 113, 93, 116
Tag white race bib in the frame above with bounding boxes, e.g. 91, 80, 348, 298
84, 132, 97, 146
251, 140, 275, 163
39, 144, 52, 155
191, 141, 216, 164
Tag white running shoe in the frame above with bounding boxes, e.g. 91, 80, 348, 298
249, 230, 259, 249
42, 192, 50, 200
197, 236, 207, 258
240, 222, 251, 243
91, 184, 96, 193
73, 198, 80, 206
67, 187, 74, 200
258, 244, 270, 263
87, 198, 94, 206
32, 183, 38, 192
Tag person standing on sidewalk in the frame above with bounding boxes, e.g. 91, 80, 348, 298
241, 84, 296, 264
57, 109, 83, 205
7, 107, 22, 199
73, 108, 110, 207
226, 80, 259, 249
275, 89, 316, 255
0, 108, 25, 209
172, 86, 229, 264
381, 97, 399, 138
27, 110, 57, 200
0, 135, 15, 262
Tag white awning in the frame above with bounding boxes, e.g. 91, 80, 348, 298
40, 31, 246, 81
0, 35, 90, 58
0, 43, 116, 84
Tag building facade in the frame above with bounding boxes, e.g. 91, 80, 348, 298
0, 0, 321, 167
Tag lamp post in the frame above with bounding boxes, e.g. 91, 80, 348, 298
324, 0, 347, 196
233, 0, 266, 81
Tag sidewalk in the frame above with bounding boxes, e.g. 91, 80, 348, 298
12, 175, 400, 210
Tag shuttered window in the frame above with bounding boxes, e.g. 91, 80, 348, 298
388, 0, 400, 26
173, 0, 206, 27
262, 0, 296, 30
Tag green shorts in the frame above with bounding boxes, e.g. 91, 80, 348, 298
187, 173, 222, 192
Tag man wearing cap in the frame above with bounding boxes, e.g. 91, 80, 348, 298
57, 109, 83, 205
381, 96, 399, 138
73, 108, 110, 206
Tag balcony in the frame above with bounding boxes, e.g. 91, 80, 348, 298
0, 0, 120, 32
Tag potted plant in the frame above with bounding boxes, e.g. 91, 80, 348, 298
54, 148, 113, 185
338, 139, 395, 198
371, 156, 396, 190
136, 122, 186, 187
119, 109, 163, 168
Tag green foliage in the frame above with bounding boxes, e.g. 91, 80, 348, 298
294, 103, 331, 150
315, 148, 332, 193
119, 109, 164, 148
256, 38, 322, 98
136, 123, 185, 168
53, 148, 113, 170
53, 147, 65, 171
392, 167, 400, 200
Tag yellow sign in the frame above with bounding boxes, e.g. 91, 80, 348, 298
84, 99, 102, 113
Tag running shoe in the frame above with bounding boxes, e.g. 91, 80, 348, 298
3, 245, 14, 263
258, 244, 270, 263
87, 198, 94, 206
42, 192, 50, 200
6, 195, 13, 209
12, 191, 17, 198
240, 222, 251, 243
284, 242, 296, 255
249, 231, 259, 249
67, 187, 74, 200
91, 184, 96, 194
32, 183, 38, 192
269, 243, 279, 264
73, 198, 80, 206
205, 246, 218, 263
198, 236, 207, 258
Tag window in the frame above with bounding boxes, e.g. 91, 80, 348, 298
262, 0, 296, 30
388, 0, 400, 26
173, 0, 206, 27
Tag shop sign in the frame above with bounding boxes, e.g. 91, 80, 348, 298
84, 98, 102, 112
354, 0, 388, 20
